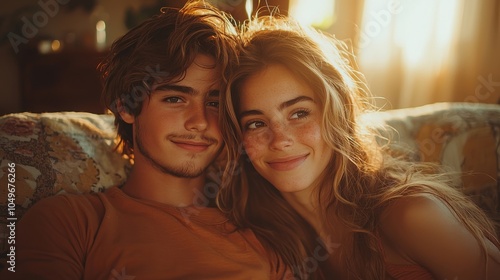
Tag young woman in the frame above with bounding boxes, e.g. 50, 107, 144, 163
218, 15, 500, 280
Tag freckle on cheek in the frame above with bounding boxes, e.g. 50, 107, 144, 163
301, 125, 322, 141
242, 140, 251, 150
243, 140, 258, 158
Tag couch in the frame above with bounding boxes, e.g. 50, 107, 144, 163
1, 102, 499, 269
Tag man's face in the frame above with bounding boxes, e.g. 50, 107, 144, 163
122, 54, 223, 178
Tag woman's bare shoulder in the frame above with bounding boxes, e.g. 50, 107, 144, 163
378, 193, 500, 279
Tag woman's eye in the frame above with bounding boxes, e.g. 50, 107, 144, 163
245, 121, 265, 130
291, 109, 310, 119
163, 97, 183, 103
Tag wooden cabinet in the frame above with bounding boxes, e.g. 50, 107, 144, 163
18, 49, 108, 114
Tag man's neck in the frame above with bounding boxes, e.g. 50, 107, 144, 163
121, 162, 209, 207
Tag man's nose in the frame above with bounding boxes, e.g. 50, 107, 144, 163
185, 103, 208, 132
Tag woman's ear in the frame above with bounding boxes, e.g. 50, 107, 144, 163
116, 99, 135, 124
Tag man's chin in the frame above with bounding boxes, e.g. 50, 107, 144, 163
158, 159, 215, 178
152, 163, 204, 178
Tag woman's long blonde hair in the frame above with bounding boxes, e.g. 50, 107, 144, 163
218, 15, 499, 279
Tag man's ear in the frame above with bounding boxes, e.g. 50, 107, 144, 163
116, 99, 135, 124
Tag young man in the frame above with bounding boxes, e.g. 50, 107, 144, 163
1, 1, 285, 279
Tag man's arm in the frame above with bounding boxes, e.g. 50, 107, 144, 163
1, 194, 102, 279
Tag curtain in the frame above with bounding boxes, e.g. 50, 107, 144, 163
353, 0, 500, 109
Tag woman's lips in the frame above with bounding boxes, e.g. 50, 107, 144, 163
267, 154, 308, 171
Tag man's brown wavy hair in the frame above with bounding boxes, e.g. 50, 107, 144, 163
99, 0, 238, 157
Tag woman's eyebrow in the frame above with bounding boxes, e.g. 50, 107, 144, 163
239, 109, 263, 119
239, 95, 314, 119
278, 96, 314, 111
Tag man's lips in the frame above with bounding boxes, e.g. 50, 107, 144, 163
266, 154, 309, 171
171, 140, 211, 152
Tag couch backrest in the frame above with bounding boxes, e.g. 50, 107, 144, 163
1, 102, 499, 254
365, 102, 500, 229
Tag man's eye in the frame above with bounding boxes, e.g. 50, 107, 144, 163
163, 97, 183, 103
207, 101, 219, 108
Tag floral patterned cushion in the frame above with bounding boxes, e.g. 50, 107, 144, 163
0, 112, 131, 255
367, 102, 500, 228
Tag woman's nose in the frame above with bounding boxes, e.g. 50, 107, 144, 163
268, 122, 293, 150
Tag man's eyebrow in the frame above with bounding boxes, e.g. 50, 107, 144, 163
153, 85, 219, 97
207, 89, 220, 97
153, 84, 194, 95
239, 96, 314, 119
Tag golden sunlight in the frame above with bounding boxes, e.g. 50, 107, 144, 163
393, 0, 458, 66
289, 0, 335, 29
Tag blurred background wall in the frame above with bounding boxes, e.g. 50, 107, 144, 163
0, 0, 498, 115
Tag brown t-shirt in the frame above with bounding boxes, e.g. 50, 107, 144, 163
385, 263, 434, 280
2, 187, 286, 279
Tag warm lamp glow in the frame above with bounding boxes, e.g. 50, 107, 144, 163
96, 20, 106, 51
96, 20, 106, 31
51, 40, 61, 52
245, 0, 253, 19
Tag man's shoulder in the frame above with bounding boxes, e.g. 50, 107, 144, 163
22, 187, 113, 225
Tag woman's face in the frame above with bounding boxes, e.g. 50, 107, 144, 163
237, 64, 333, 194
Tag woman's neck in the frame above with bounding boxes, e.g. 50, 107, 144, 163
281, 187, 346, 244
282, 189, 325, 235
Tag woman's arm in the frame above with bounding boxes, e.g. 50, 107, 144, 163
380, 194, 500, 280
